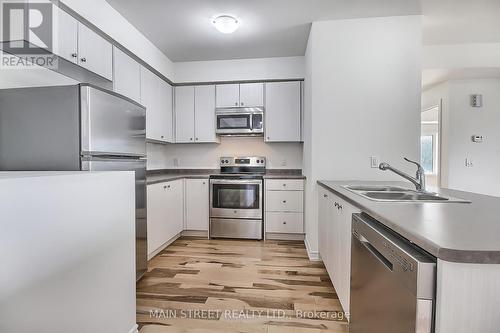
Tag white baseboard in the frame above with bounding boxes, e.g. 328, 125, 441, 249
147, 232, 182, 261
128, 324, 139, 333
265, 232, 305, 241
304, 237, 321, 261
181, 230, 209, 238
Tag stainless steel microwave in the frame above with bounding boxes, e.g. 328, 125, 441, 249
215, 107, 264, 136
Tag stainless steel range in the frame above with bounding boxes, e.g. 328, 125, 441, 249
210, 157, 266, 240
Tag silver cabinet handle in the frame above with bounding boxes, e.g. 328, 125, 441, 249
195, 138, 199, 141
283, 221, 287, 225
161, 135, 164, 139
80, 58, 87, 62
283, 200, 287, 203
71, 53, 78, 58
190, 138, 193, 141
235, 102, 238, 106
241, 102, 245, 106
323, 194, 328, 198
282, 183, 287, 187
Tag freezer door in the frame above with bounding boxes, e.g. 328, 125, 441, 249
81, 157, 147, 280
80, 85, 146, 157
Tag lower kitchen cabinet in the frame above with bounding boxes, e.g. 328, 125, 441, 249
265, 179, 304, 236
184, 179, 209, 231
318, 186, 360, 317
146, 179, 184, 257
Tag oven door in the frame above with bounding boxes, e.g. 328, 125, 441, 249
210, 179, 263, 219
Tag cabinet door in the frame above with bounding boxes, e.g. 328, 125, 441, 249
265, 82, 302, 142
240, 83, 264, 107
194, 85, 217, 142
216, 84, 239, 108
318, 188, 329, 262
77, 24, 113, 80
158, 80, 174, 142
147, 183, 169, 256
54, 7, 78, 64
141, 67, 161, 140
165, 179, 184, 237
175, 86, 195, 143
185, 179, 209, 231
113, 47, 141, 102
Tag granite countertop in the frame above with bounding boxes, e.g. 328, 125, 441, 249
147, 169, 305, 185
318, 180, 500, 264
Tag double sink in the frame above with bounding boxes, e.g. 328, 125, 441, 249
344, 185, 470, 203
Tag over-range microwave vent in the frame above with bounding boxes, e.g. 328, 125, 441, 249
215, 107, 264, 137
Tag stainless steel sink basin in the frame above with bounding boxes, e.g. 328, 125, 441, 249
343, 185, 470, 203
345, 185, 410, 192
363, 191, 450, 201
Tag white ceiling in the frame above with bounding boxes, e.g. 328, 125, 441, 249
106, 0, 500, 62
106, 0, 421, 62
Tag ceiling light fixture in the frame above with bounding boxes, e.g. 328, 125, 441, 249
212, 15, 239, 34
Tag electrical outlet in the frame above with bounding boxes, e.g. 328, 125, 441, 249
173, 158, 179, 167
465, 158, 474, 167
281, 159, 287, 167
370, 156, 379, 168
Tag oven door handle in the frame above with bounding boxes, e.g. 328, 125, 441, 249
210, 179, 262, 185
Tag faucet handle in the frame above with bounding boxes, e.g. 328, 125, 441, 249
404, 157, 424, 172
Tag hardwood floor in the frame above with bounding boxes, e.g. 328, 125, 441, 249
137, 237, 349, 333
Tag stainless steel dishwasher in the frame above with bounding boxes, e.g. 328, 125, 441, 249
350, 213, 436, 333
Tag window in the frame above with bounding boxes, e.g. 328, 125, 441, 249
420, 135, 434, 174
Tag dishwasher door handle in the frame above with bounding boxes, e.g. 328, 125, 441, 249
355, 232, 394, 271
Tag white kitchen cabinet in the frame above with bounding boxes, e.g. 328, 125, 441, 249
184, 179, 209, 231
165, 179, 184, 238
113, 47, 141, 102
141, 67, 173, 143
318, 186, 360, 316
77, 23, 113, 80
194, 85, 217, 142
147, 182, 169, 256
265, 81, 302, 142
175, 86, 195, 143
239, 83, 264, 107
54, 6, 78, 64
146, 180, 184, 257
216, 84, 240, 108
265, 179, 304, 235
175, 85, 218, 143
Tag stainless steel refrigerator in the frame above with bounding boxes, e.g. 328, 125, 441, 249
0, 84, 148, 280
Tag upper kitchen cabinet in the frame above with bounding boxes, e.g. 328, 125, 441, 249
54, 6, 78, 64
77, 24, 113, 80
239, 83, 264, 107
265, 81, 302, 142
113, 47, 141, 103
216, 84, 239, 108
216, 83, 264, 108
194, 85, 217, 142
175, 86, 195, 143
141, 67, 173, 143
175, 85, 218, 143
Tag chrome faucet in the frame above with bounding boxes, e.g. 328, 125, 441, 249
379, 157, 426, 191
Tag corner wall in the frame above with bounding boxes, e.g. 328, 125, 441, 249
303, 15, 423, 256
423, 79, 500, 197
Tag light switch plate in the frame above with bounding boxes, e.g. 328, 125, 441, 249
370, 156, 379, 168
465, 158, 474, 167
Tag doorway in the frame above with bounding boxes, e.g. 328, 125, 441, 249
421, 103, 441, 188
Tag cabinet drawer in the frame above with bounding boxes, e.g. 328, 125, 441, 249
265, 191, 303, 212
265, 212, 303, 233
265, 179, 304, 191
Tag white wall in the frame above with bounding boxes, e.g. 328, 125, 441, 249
0, 171, 136, 333
147, 137, 303, 170
304, 15, 422, 256
61, 0, 175, 80
174, 56, 305, 83
423, 79, 500, 197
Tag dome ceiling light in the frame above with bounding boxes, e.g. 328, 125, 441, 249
212, 15, 239, 34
